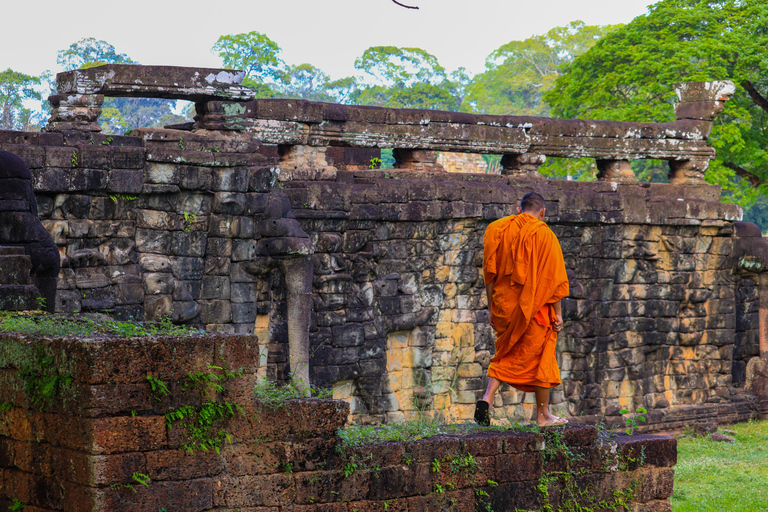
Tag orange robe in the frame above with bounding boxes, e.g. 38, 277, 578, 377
483, 213, 569, 392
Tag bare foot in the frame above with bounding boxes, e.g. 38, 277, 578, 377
537, 414, 568, 427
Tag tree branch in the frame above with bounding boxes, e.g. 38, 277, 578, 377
724, 161, 765, 187
392, 0, 419, 9
742, 80, 768, 114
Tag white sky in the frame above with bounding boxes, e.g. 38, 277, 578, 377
2, 0, 655, 80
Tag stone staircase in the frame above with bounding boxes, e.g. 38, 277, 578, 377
0, 246, 42, 311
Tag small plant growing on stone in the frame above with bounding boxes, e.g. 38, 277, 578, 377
71, 150, 78, 168
619, 406, 647, 435
178, 136, 185, 150
147, 375, 170, 398
109, 194, 138, 203
278, 462, 294, 474
369, 157, 382, 169
181, 211, 197, 232
35, 296, 46, 311
101, 136, 114, 146
9, 498, 25, 511
132, 472, 151, 488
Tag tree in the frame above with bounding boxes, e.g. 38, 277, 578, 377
212, 31, 284, 97
545, 0, 768, 217
353, 46, 468, 110
465, 21, 620, 116
57, 37, 134, 69
281, 64, 333, 102
0, 69, 42, 130
57, 38, 178, 134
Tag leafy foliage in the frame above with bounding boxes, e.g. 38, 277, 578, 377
0, 69, 42, 130
57, 37, 134, 70
466, 21, 621, 116
546, 0, 768, 209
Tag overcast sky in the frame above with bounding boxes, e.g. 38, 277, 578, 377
3, 0, 655, 80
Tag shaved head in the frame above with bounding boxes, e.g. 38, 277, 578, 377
520, 192, 546, 213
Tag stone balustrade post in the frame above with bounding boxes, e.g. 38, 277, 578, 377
500, 153, 545, 176
393, 149, 445, 172
668, 80, 735, 184
668, 159, 710, 185
44, 93, 104, 132
596, 159, 637, 183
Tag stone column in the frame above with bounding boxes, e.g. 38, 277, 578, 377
760, 273, 768, 360
668, 159, 710, 185
44, 93, 104, 132
282, 257, 313, 391
500, 153, 545, 176
393, 149, 445, 172
596, 159, 637, 183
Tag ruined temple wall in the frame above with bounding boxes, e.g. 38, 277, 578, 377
1, 127, 762, 429
278, 172, 755, 427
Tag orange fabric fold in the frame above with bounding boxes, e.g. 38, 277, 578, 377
483, 213, 569, 392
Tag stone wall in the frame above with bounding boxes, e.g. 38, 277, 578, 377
0, 330, 676, 512
2, 123, 763, 428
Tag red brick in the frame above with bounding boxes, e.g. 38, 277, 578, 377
346, 498, 409, 512
145, 449, 225, 480
213, 473, 295, 507
89, 416, 167, 454
406, 488, 474, 512
493, 452, 541, 482
53, 449, 145, 486
93, 478, 213, 511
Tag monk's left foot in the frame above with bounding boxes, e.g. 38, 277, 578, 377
474, 400, 491, 426
538, 414, 568, 427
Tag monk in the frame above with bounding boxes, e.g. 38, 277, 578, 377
474, 192, 569, 427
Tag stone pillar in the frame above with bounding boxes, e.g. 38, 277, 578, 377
596, 159, 637, 183
668, 159, 710, 185
393, 149, 445, 172
44, 93, 104, 132
282, 257, 313, 390
500, 153, 545, 176
759, 273, 768, 360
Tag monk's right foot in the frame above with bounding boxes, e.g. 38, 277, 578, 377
537, 413, 568, 427
474, 400, 491, 426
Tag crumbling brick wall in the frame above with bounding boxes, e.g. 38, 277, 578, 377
0, 330, 676, 512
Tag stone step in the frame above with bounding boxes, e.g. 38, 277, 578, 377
0, 255, 33, 285
0, 246, 25, 256
0, 284, 41, 311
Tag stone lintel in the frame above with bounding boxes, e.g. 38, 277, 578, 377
54, 64, 255, 102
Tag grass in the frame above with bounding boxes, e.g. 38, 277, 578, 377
0, 311, 203, 338
672, 419, 768, 511
337, 416, 514, 450
253, 377, 332, 410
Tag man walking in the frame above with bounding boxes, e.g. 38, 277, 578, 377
474, 192, 569, 426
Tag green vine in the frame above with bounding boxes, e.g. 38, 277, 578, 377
147, 365, 245, 454
18, 344, 72, 411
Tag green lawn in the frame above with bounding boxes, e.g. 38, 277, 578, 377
672, 419, 768, 511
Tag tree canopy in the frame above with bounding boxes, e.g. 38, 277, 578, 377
546, 0, 768, 208
0, 69, 42, 131
466, 21, 620, 116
